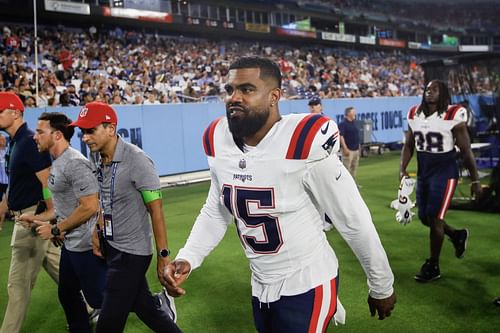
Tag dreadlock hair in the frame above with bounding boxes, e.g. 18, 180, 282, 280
418, 80, 451, 116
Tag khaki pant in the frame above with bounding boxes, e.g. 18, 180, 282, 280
0, 206, 60, 333
342, 149, 360, 180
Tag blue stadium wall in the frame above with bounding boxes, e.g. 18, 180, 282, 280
22, 97, 420, 176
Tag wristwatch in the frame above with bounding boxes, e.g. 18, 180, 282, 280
157, 248, 171, 258
51, 224, 61, 236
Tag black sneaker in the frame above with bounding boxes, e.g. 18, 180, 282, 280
414, 259, 441, 282
451, 229, 469, 259
155, 287, 177, 323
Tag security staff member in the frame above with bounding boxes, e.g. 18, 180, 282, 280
71, 102, 181, 333
0, 92, 60, 333
339, 106, 361, 180
20, 112, 106, 333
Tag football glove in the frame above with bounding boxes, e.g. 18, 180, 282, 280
395, 176, 416, 225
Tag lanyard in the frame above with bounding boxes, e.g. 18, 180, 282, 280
5, 141, 16, 175
99, 162, 118, 212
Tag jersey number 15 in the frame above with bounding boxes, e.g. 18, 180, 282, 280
223, 185, 283, 254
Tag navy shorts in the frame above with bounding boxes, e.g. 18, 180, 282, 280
252, 276, 338, 333
417, 174, 457, 221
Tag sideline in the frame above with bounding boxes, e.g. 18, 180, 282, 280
160, 170, 210, 188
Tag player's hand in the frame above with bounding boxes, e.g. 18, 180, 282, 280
368, 292, 396, 320
0, 212, 5, 232
33, 220, 51, 240
471, 182, 483, 203
91, 228, 103, 258
163, 259, 191, 297
0, 200, 8, 231
399, 170, 409, 181
157, 256, 171, 287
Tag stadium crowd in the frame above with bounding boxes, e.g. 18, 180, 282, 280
0, 23, 425, 107
309, 0, 500, 33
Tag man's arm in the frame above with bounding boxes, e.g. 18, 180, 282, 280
146, 198, 171, 287
453, 123, 482, 200
303, 154, 396, 319
0, 197, 8, 230
16, 167, 55, 226
164, 174, 231, 297
339, 135, 351, 156
35, 193, 99, 240
400, 129, 415, 180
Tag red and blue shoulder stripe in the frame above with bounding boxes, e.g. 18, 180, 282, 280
202, 117, 222, 157
286, 114, 330, 160
444, 105, 462, 120
408, 105, 419, 120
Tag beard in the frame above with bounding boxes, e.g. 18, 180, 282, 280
226, 103, 270, 139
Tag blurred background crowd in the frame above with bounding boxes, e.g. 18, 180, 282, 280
0, 24, 426, 107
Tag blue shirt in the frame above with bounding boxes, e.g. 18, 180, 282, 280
338, 119, 360, 151
7, 123, 51, 211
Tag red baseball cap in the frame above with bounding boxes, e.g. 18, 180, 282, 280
70, 102, 118, 129
0, 92, 24, 112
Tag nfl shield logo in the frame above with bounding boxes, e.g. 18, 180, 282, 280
238, 159, 246, 170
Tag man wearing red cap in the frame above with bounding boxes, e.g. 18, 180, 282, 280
71, 102, 181, 332
0, 92, 60, 333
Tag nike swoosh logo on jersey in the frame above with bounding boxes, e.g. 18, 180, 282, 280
320, 122, 330, 135
335, 169, 342, 181
80, 185, 88, 191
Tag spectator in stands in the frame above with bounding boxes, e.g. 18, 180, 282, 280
66, 84, 80, 106
339, 107, 361, 181
0, 23, 428, 105
144, 89, 160, 105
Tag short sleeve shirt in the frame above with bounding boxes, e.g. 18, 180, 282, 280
49, 147, 98, 252
91, 137, 161, 256
338, 119, 360, 151
7, 123, 51, 211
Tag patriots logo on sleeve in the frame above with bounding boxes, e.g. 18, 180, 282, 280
322, 132, 339, 153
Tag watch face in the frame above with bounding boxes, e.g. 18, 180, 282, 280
159, 249, 170, 257
51, 224, 60, 236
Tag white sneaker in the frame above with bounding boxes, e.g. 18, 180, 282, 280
88, 308, 100, 331
156, 287, 177, 323
323, 223, 334, 232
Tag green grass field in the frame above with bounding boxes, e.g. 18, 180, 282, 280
1, 152, 499, 332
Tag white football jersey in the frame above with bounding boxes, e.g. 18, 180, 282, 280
407, 104, 467, 154
177, 113, 393, 306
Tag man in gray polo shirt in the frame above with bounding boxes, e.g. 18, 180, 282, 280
70, 102, 181, 333
21, 112, 106, 333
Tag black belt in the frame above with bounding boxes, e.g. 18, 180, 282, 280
10, 204, 38, 216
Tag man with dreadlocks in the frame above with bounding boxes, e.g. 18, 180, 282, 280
400, 79, 482, 282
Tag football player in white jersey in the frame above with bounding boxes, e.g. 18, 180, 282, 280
400, 79, 482, 283
164, 57, 396, 333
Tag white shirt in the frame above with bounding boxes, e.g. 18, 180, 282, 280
177, 113, 394, 310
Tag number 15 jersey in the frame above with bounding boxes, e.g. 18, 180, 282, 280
177, 113, 394, 306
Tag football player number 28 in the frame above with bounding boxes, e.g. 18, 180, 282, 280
223, 185, 283, 254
